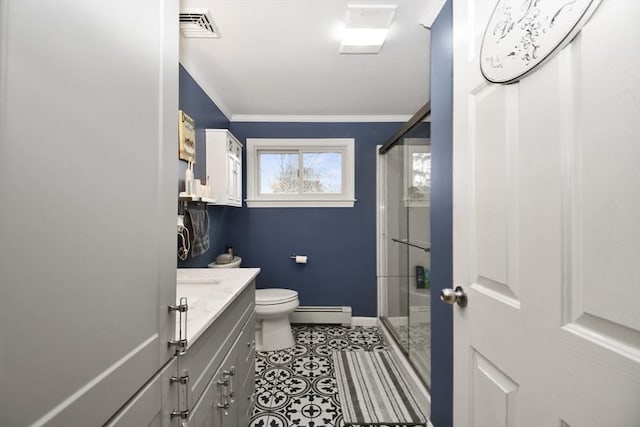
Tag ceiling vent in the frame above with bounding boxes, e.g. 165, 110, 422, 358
179, 9, 220, 38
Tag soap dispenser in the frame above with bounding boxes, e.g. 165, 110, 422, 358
185, 161, 194, 195
225, 243, 234, 258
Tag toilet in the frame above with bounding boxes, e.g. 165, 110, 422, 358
255, 288, 299, 352
208, 255, 299, 352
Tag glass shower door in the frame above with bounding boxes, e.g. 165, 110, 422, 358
405, 140, 431, 387
379, 123, 431, 388
381, 143, 410, 351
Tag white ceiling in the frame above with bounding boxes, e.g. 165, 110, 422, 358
179, 0, 432, 121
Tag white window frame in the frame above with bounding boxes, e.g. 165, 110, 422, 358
246, 138, 356, 208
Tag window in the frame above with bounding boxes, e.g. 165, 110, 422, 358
246, 138, 355, 208
404, 141, 430, 207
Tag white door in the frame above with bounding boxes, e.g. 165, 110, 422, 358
452, 1, 640, 426
0, 1, 178, 425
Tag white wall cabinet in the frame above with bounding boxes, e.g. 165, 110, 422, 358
0, 1, 179, 425
205, 129, 243, 207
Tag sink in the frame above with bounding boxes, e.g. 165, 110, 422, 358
177, 277, 221, 285
208, 256, 242, 269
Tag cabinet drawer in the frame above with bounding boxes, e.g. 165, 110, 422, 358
237, 312, 256, 369
105, 357, 178, 427
179, 285, 255, 406
237, 315, 255, 396
188, 319, 254, 427
187, 346, 236, 427
238, 351, 256, 425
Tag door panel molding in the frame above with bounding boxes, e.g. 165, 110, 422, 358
469, 82, 520, 305
471, 349, 519, 427
33, 334, 160, 426
558, 10, 640, 363
563, 314, 640, 363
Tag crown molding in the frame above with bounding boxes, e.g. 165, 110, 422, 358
419, 0, 446, 29
230, 114, 413, 123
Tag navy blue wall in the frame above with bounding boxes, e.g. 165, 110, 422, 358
227, 122, 421, 317
178, 64, 233, 268
430, 1, 454, 426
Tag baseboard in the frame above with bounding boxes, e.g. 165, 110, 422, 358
290, 306, 352, 326
351, 316, 378, 327
378, 319, 431, 420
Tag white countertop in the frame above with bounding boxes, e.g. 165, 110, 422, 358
176, 268, 260, 347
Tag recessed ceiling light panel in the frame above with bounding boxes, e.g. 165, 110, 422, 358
340, 4, 397, 54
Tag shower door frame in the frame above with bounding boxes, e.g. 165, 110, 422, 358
376, 144, 389, 320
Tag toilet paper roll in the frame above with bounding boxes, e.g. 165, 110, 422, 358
295, 255, 308, 264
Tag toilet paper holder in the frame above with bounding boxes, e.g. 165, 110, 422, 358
290, 254, 308, 264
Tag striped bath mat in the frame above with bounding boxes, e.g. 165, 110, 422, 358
333, 350, 427, 426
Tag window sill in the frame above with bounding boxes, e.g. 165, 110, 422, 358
245, 199, 356, 208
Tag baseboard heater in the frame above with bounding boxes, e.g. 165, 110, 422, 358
290, 306, 352, 326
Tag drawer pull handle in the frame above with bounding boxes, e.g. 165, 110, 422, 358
167, 339, 187, 356
170, 375, 189, 385
168, 297, 189, 356
217, 402, 230, 416
226, 366, 236, 402
170, 409, 190, 420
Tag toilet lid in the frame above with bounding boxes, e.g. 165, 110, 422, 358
256, 289, 298, 305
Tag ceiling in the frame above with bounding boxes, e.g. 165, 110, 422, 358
179, 0, 432, 121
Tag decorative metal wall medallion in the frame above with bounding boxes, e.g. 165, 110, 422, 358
480, 0, 602, 84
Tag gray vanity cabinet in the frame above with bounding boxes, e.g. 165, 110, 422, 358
187, 345, 240, 427
181, 284, 256, 426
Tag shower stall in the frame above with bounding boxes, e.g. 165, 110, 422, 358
377, 105, 431, 389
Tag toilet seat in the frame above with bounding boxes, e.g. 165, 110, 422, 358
256, 289, 298, 305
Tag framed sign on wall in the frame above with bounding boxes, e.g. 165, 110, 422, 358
178, 110, 196, 163
480, 0, 602, 84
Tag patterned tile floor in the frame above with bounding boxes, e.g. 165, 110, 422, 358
250, 324, 388, 427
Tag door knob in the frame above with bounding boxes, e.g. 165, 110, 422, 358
440, 286, 468, 307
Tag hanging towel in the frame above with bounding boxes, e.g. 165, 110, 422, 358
184, 207, 210, 257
